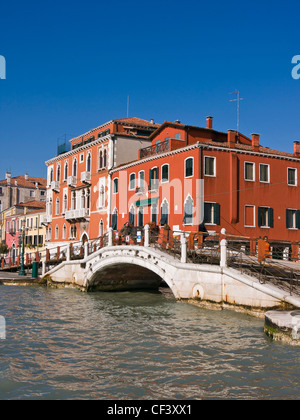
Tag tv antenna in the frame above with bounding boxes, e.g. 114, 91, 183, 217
229, 90, 244, 133
127, 95, 130, 118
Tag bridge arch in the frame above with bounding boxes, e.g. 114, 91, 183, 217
85, 250, 179, 296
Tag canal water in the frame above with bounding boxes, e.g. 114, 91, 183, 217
0, 285, 299, 400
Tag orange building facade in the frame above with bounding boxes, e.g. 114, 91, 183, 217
44, 117, 159, 248
110, 117, 300, 243
45, 115, 300, 250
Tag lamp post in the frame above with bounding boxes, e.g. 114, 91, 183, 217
18, 219, 26, 276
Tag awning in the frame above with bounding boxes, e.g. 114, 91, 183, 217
135, 197, 159, 207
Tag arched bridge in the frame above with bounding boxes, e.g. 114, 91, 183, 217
42, 226, 300, 314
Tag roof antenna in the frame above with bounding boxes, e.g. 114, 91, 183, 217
127, 95, 129, 118
229, 90, 244, 134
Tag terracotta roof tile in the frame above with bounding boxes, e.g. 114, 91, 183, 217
0, 175, 47, 188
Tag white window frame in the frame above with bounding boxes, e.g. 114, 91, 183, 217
287, 167, 297, 186
113, 178, 119, 194
184, 157, 194, 178
244, 205, 255, 228
204, 156, 216, 177
80, 153, 84, 163
244, 161, 255, 182
138, 170, 145, 189
161, 164, 169, 183
259, 163, 270, 183
129, 173, 136, 191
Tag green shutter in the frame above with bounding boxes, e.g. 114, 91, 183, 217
296, 210, 300, 229
268, 208, 274, 228
258, 207, 262, 227
214, 203, 220, 225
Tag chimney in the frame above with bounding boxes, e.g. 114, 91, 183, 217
25, 173, 28, 181
294, 141, 300, 157
5, 172, 11, 185
150, 119, 154, 124
206, 116, 213, 129
251, 133, 260, 151
227, 130, 236, 148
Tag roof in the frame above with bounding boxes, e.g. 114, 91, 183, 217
0, 175, 47, 189
113, 117, 160, 128
16, 200, 46, 209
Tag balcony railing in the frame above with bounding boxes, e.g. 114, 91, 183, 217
67, 176, 77, 187
50, 181, 60, 192
65, 208, 90, 222
140, 139, 170, 159
81, 171, 91, 184
148, 180, 159, 192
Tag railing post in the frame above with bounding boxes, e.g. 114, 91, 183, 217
220, 239, 227, 268
220, 228, 227, 268
108, 227, 113, 247
181, 233, 187, 263
66, 243, 71, 261
144, 224, 150, 247
42, 256, 46, 276
84, 241, 89, 259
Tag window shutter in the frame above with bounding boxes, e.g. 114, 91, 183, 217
286, 209, 290, 229
296, 210, 300, 229
268, 208, 274, 228
214, 203, 220, 225
258, 207, 262, 227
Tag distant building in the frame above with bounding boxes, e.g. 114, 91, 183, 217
0, 172, 47, 213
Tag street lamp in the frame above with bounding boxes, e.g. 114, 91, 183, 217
18, 219, 26, 276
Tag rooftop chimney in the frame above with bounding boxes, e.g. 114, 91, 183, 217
227, 130, 236, 148
206, 116, 213, 129
25, 173, 28, 181
251, 133, 260, 152
294, 141, 300, 157
5, 172, 11, 185
175, 120, 181, 124
150, 119, 154, 124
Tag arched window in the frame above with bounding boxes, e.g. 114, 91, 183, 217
160, 199, 169, 226
64, 162, 68, 181
87, 153, 91, 172
49, 197, 53, 216
57, 165, 61, 182
50, 168, 53, 183
129, 205, 135, 226
55, 198, 60, 215
184, 195, 193, 225
63, 194, 67, 213
111, 208, 118, 230
55, 225, 59, 240
72, 191, 76, 210
62, 224, 67, 239
104, 149, 107, 167
138, 207, 144, 227
81, 190, 85, 209
99, 151, 103, 169
73, 159, 77, 177
99, 185, 105, 208
86, 189, 90, 209
99, 220, 104, 237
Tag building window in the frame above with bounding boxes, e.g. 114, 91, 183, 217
73, 159, 77, 177
99, 151, 103, 169
185, 158, 193, 178
80, 153, 84, 163
138, 207, 144, 227
149, 167, 159, 190
258, 206, 273, 228
244, 205, 255, 227
111, 209, 118, 230
104, 149, 107, 168
99, 185, 105, 208
129, 173, 136, 190
160, 199, 169, 226
129, 205, 135, 226
151, 204, 158, 224
288, 168, 297, 186
63, 194, 67, 213
138, 171, 145, 190
87, 154, 91, 172
204, 156, 216, 176
244, 162, 255, 181
286, 209, 300, 229
55, 225, 59, 240
204, 202, 220, 225
62, 224, 67, 239
99, 220, 104, 237
259, 164, 269, 183
183, 195, 193, 225
113, 178, 119, 194
64, 162, 68, 181
161, 164, 169, 183
57, 165, 61, 182
30, 190, 35, 198
55, 198, 60, 215
175, 133, 181, 140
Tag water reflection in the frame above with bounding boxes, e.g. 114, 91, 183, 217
0, 285, 300, 399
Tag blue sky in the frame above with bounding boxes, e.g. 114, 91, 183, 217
0, 0, 300, 179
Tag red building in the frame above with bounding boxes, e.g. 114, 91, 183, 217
110, 117, 300, 243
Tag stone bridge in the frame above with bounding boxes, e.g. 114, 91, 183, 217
42, 227, 300, 315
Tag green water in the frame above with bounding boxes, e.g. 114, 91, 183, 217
0, 285, 299, 400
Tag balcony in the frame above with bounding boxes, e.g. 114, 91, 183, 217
148, 180, 159, 193
65, 208, 90, 222
81, 171, 91, 184
135, 187, 145, 195
50, 181, 60, 192
139, 139, 170, 159
41, 214, 52, 226
67, 176, 77, 187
